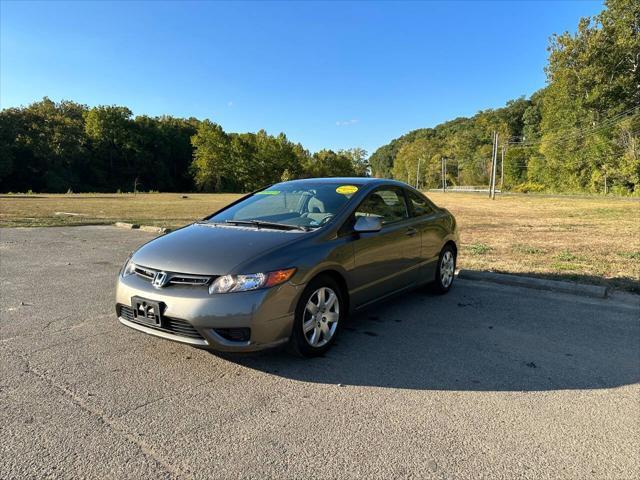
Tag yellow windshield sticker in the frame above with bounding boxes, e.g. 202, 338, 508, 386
336, 185, 358, 195
256, 190, 280, 195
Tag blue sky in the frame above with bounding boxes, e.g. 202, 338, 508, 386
1, 0, 603, 154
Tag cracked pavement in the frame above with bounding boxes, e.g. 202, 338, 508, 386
1, 226, 639, 479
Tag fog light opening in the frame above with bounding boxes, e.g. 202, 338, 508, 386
212, 328, 251, 342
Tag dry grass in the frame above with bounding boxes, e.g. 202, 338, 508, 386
1, 191, 639, 292
427, 192, 640, 292
0, 193, 240, 228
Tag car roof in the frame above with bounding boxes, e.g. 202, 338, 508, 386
275, 177, 409, 188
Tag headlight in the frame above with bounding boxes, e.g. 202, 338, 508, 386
209, 268, 296, 294
121, 256, 137, 277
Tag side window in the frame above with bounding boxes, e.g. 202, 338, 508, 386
355, 188, 409, 224
406, 190, 434, 217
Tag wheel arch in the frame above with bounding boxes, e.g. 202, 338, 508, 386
309, 269, 351, 314
443, 239, 458, 256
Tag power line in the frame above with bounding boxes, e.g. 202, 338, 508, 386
503, 147, 639, 170
547, 105, 638, 139
508, 107, 640, 146
507, 107, 639, 149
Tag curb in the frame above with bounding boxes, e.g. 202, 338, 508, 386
139, 225, 171, 234
114, 222, 170, 234
457, 270, 608, 299
114, 222, 139, 229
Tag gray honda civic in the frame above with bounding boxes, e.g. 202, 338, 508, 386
116, 177, 459, 357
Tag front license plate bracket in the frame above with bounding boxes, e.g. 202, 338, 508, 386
131, 296, 164, 327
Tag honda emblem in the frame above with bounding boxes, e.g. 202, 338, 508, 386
152, 271, 168, 288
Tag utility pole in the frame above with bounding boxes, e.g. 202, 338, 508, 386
604, 172, 608, 195
492, 135, 499, 199
444, 157, 448, 192
489, 132, 496, 198
416, 157, 422, 190
500, 145, 505, 192
490, 132, 498, 199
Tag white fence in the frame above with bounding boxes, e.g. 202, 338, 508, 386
427, 186, 502, 193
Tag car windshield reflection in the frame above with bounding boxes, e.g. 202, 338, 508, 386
208, 182, 361, 230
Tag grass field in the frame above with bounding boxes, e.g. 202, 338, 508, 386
1, 192, 639, 292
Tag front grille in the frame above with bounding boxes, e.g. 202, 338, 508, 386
118, 304, 136, 322
117, 304, 205, 340
133, 265, 214, 287
169, 276, 210, 286
133, 265, 155, 280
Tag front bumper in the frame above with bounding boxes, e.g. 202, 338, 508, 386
115, 273, 302, 352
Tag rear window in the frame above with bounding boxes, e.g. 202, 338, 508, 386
406, 190, 434, 216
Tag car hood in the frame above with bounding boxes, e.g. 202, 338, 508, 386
131, 223, 304, 275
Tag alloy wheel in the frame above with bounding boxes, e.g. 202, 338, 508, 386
302, 287, 340, 347
440, 250, 455, 288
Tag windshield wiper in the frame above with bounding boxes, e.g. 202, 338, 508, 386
223, 219, 311, 232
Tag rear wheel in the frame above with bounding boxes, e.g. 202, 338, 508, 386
433, 244, 456, 294
289, 275, 343, 357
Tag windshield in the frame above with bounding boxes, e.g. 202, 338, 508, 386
208, 182, 361, 230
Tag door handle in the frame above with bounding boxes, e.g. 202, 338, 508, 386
406, 227, 417, 237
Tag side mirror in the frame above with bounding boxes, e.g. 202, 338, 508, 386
353, 216, 382, 233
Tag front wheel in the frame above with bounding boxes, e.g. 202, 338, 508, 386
289, 275, 343, 357
433, 244, 456, 294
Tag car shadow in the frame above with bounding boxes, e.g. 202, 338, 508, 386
213, 284, 640, 392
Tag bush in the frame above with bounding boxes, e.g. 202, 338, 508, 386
512, 182, 546, 193
610, 185, 636, 196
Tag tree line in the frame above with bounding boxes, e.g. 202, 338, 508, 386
370, 0, 639, 195
1, 0, 636, 195
0, 100, 368, 193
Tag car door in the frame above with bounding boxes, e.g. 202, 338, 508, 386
348, 187, 422, 308
404, 189, 448, 281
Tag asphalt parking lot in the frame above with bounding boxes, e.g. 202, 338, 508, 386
1, 226, 639, 479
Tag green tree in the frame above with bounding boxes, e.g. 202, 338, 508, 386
190, 120, 231, 191
84, 105, 135, 189
305, 150, 356, 177
540, 0, 640, 192
340, 147, 369, 176
393, 137, 440, 188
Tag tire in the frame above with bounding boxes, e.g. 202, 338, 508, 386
432, 244, 456, 294
288, 274, 344, 357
